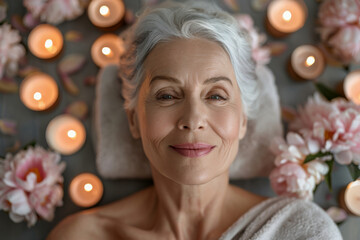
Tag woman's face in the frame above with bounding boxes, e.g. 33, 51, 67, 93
127, 38, 247, 185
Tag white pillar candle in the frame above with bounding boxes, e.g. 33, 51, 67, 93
46, 114, 86, 155
69, 173, 103, 207
88, 0, 125, 28
28, 24, 63, 59
344, 70, 360, 105
20, 72, 59, 111
344, 180, 360, 216
290, 45, 325, 80
91, 34, 125, 68
266, 0, 307, 37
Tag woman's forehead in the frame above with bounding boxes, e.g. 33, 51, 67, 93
143, 38, 235, 78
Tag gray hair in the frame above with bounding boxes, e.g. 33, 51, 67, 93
119, 1, 260, 119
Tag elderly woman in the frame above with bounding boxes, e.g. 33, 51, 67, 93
48, 1, 341, 239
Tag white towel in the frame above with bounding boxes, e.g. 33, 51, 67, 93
219, 197, 342, 240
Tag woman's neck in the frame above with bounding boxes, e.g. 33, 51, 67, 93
150, 168, 234, 240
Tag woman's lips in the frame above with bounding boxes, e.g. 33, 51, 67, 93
170, 143, 215, 158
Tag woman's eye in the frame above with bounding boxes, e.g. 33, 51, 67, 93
157, 94, 175, 100
208, 94, 227, 101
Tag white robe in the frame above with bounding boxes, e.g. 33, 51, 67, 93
219, 197, 342, 240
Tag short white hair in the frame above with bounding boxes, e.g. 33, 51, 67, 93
119, 0, 260, 119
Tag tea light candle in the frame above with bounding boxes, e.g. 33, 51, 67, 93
266, 0, 307, 37
69, 173, 103, 207
289, 45, 325, 80
28, 24, 63, 59
19, 72, 59, 111
88, 0, 125, 28
339, 180, 360, 216
91, 34, 125, 68
45, 114, 86, 155
344, 70, 360, 105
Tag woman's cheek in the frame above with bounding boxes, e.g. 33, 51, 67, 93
143, 106, 176, 140
211, 108, 242, 141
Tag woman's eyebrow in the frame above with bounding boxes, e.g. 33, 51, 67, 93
149, 75, 180, 85
149, 75, 233, 86
204, 76, 233, 86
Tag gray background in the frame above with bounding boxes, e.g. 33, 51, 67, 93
1, 0, 360, 239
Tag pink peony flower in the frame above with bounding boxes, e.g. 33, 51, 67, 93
318, 0, 360, 64
23, 0, 89, 25
290, 93, 360, 166
0, 146, 65, 227
270, 162, 316, 200
23, 12, 40, 29
0, 23, 25, 80
270, 132, 329, 200
235, 14, 271, 66
318, 0, 360, 28
327, 26, 360, 63
271, 132, 322, 166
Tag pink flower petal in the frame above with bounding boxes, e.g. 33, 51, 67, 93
0, 77, 18, 93
223, 0, 240, 11
7, 189, 32, 215
58, 54, 87, 75
65, 30, 83, 42
251, 0, 271, 11
0, 119, 17, 135
64, 101, 89, 120
9, 212, 24, 223
334, 150, 352, 164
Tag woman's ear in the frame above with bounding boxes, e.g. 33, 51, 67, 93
238, 114, 247, 140
126, 109, 141, 139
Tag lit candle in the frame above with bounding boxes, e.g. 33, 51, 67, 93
69, 173, 103, 208
88, 0, 125, 28
339, 180, 360, 216
266, 0, 307, 37
289, 45, 325, 80
91, 34, 125, 68
45, 114, 86, 155
344, 70, 360, 105
19, 72, 59, 111
28, 24, 63, 59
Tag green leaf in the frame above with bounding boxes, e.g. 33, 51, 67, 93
314, 82, 342, 101
313, 183, 320, 193
304, 151, 332, 164
347, 163, 360, 181
324, 158, 334, 192
22, 140, 37, 150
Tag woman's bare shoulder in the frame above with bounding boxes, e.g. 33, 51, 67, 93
46, 210, 103, 240
47, 186, 156, 240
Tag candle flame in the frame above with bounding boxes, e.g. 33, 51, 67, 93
44, 39, 57, 54
33, 92, 42, 101
67, 130, 77, 139
305, 56, 315, 67
84, 183, 93, 192
282, 10, 292, 22
99, 5, 110, 17
45, 39, 53, 49
102, 47, 112, 56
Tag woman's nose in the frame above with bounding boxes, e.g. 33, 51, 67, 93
177, 99, 207, 131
